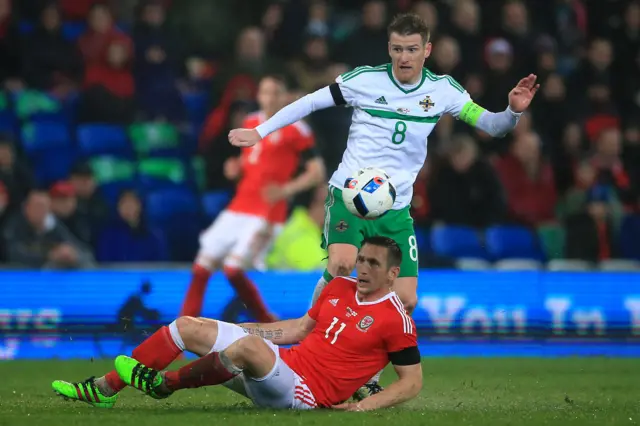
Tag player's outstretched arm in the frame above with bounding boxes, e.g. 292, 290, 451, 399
228, 86, 339, 148
238, 314, 316, 346
334, 363, 423, 411
458, 74, 539, 138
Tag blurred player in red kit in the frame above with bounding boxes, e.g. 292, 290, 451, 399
180, 75, 325, 321
52, 236, 422, 411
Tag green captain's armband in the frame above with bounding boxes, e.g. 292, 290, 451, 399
459, 101, 486, 127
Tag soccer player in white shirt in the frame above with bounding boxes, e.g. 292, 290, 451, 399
229, 12, 538, 396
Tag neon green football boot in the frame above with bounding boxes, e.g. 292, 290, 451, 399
114, 355, 171, 399
51, 377, 118, 408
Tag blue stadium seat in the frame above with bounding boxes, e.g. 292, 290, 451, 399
62, 22, 86, 41
414, 227, 431, 255
0, 111, 17, 135
182, 91, 208, 126
19, 21, 34, 34
21, 122, 71, 154
485, 225, 544, 261
620, 214, 640, 260
21, 122, 74, 185
145, 187, 201, 225
77, 124, 131, 158
145, 187, 203, 261
431, 225, 487, 259
202, 190, 232, 220
32, 151, 75, 186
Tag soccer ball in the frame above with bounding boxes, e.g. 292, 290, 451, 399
342, 167, 396, 219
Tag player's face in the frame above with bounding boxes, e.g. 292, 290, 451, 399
388, 32, 431, 84
355, 244, 400, 298
257, 78, 286, 117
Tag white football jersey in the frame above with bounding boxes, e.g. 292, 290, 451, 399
329, 64, 472, 209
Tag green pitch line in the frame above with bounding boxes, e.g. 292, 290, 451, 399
0, 358, 638, 426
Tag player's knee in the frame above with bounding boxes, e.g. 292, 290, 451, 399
173, 316, 214, 352
222, 265, 243, 280
328, 258, 355, 278
195, 254, 220, 271
234, 335, 265, 362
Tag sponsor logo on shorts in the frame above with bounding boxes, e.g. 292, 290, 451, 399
335, 220, 349, 232
357, 315, 374, 331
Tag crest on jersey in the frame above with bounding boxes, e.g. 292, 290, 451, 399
419, 96, 435, 112
335, 220, 349, 232
358, 315, 374, 330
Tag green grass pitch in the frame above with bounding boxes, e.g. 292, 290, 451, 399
0, 358, 638, 426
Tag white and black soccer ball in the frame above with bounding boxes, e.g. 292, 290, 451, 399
342, 167, 396, 219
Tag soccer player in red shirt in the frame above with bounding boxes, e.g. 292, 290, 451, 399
180, 74, 325, 321
52, 236, 422, 410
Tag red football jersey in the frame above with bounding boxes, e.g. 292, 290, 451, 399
227, 112, 315, 223
280, 277, 418, 408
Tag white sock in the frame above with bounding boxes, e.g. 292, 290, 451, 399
168, 320, 186, 351
311, 276, 328, 306
367, 370, 383, 384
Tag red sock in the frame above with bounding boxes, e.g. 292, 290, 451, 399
223, 266, 275, 323
104, 326, 183, 393
164, 352, 239, 391
180, 264, 212, 317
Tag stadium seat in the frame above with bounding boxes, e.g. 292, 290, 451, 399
620, 214, 640, 260
598, 259, 640, 272
414, 227, 431, 256
0, 111, 17, 135
145, 187, 200, 224
537, 224, 565, 260
138, 158, 187, 190
19, 21, 34, 34
129, 122, 179, 157
202, 190, 232, 220
190, 156, 206, 190
34, 151, 75, 186
547, 259, 592, 271
182, 91, 208, 126
13, 90, 62, 120
62, 22, 86, 41
89, 156, 136, 185
455, 257, 492, 270
430, 225, 487, 259
145, 187, 202, 261
77, 124, 131, 158
494, 259, 543, 271
485, 225, 544, 261
21, 122, 71, 153
21, 122, 74, 185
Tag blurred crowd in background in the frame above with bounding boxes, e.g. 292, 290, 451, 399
0, 0, 638, 270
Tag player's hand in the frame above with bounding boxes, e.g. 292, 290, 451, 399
263, 184, 291, 203
229, 128, 261, 147
508, 74, 540, 113
332, 402, 366, 412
